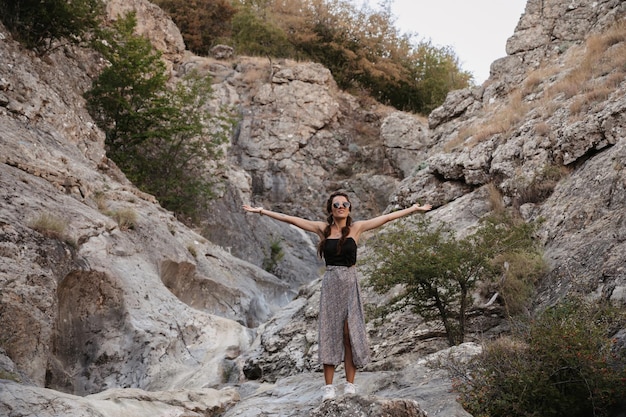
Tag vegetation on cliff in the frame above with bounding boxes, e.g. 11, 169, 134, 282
84, 13, 233, 221
0, 0, 104, 54
151, 0, 473, 114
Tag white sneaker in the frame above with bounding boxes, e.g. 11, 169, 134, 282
321, 384, 336, 401
344, 382, 356, 395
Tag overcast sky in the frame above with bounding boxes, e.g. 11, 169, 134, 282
354, 0, 528, 84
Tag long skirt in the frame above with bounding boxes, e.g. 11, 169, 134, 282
318, 265, 370, 367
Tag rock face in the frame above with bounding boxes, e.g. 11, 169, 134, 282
0, 380, 240, 417
1, 0, 626, 416
192, 55, 408, 289
391, 0, 626, 308
0, 0, 290, 401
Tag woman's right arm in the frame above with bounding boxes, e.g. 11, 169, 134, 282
242, 204, 325, 236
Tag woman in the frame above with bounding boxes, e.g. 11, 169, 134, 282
243, 191, 432, 400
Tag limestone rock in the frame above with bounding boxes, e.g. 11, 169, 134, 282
211, 44, 234, 59
381, 112, 432, 177
106, 0, 185, 62
310, 396, 427, 417
0, 380, 239, 417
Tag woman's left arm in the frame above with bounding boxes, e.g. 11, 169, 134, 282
356, 203, 432, 234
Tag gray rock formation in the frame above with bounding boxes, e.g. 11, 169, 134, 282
0, 0, 291, 401
391, 0, 626, 308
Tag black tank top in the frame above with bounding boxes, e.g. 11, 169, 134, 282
324, 237, 357, 266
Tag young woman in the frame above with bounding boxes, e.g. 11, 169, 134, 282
243, 191, 432, 400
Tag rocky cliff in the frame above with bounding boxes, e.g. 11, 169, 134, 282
1, 0, 625, 416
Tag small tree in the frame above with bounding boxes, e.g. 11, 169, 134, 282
85, 13, 233, 221
0, 0, 104, 54
85, 13, 169, 162
364, 213, 542, 346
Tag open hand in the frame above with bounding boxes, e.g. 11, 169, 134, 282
414, 203, 432, 212
242, 204, 263, 214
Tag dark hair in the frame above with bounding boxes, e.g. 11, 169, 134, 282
317, 191, 352, 258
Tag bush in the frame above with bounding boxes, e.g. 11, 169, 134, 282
454, 298, 626, 417
230, 7, 296, 58
0, 0, 104, 54
108, 207, 137, 231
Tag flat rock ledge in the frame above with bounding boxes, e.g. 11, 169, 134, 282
309, 395, 427, 417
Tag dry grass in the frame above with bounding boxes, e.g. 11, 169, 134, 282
604, 71, 625, 89
428, 21, 624, 155
547, 20, 626, 104
93, 190, 108, 211
568, 96, 585, 115
463, 91, 529, 148
242, 64, 272, 85
488, 19, 626, 129
521, 72, 544, 97
569, 85, 614, 115
521, 66, 559, 98
534, 121, 551, 136
443, 125, 476, 152
446, 91, 528, 152
109, 207, 137, 231
29, 213, 68, 239
486, 182, 505, 213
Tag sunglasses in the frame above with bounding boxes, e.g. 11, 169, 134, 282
332, 201, 351, 209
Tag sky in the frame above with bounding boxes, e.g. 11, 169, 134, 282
354, 0, 528, 84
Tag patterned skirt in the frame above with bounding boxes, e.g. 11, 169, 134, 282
318, 265, 370, 367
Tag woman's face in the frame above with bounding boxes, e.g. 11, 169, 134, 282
331, 195, 351, 219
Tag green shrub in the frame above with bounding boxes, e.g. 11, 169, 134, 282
262, 238, 285, 274
85, 13, 233, 222
230, 7, 296, 58
491, 251, 546, 315
0, 0, 104, 54
0, 369, 21, 383
454, 298, 626, 417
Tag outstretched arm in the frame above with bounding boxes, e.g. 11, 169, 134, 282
356, 203, 432, 234
242, 204, 325, 236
